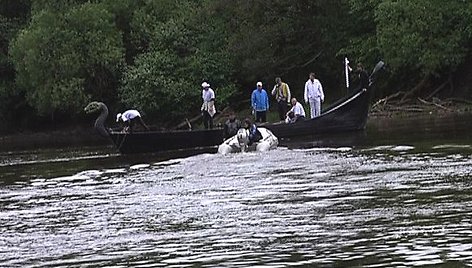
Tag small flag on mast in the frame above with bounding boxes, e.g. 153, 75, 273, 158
344, 57, 352, 90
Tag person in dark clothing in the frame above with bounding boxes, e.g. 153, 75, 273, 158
243, 118, 262, 146
356, 63, 370, 91
223, 112, 242, 139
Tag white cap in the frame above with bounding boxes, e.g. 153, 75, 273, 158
201, 82, 210, 88
116, 113, 122, 122
256, 81, 262, 87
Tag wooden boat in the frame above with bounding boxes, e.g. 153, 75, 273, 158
85, 61, 384, 154
264, 87, 370, 138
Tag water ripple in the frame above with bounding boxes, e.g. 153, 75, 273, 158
1, 146, 472, 267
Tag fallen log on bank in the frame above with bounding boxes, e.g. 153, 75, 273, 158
370, 97, 471, 118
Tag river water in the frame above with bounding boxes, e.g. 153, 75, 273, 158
1, 114, 471, 267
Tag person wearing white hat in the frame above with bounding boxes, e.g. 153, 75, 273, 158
116, 109, 149, 133
251, 81, 269, 123
201, 81, 216, 129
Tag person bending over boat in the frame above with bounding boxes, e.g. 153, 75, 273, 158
244, 118, 262, 146
223, 112, 242, 139
116, 110, 150, 133
304, 72, 324, 118
201, 81, 216, 129
285, 98, 306, 123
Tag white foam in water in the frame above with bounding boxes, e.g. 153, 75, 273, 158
390, 145, 415, 151
130, 163, 150, 170
335, 147, 352, 152
103, 168, 127, 174
153, 159, 181, 166
75, 170, 103, 177
448, 154, 464, 160
311, 172, 331, 178
363, 145, 395, 151
30, 178, 46, 183
432, 144, 471, 150
50, 174, 90, 182
303, 147, 351, 153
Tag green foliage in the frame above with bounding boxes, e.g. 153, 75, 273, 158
129, 0, 180, 54
120, 51, 195, 120
1, 0, 472, 131
215, 0, 354, 99
376, 0, 472, 76
0, 16, 22, 73
0, 0, 30, 18
30, 0, 88, 13
224, 0, 327, 81
339, 0, 382, 64
119, 0, 235, 123
0, 0, 31, 129
0, 0, 31, 78
340, 0, 472, 97
10, 2, 124, 116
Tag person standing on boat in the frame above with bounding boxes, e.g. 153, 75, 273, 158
304, 72, 324, 118
201, 81, 216, 129
223, 112, 242, 139
356, 63, 370, 91
271, 77, 291, 121
116, 110, 150, 133
251, 81, 269, 123
285, 98, 305, 123
346, 61, 370, 93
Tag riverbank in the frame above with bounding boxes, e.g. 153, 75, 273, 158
369, 97, 472, 119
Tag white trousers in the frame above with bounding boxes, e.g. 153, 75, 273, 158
308, 98, 321, 118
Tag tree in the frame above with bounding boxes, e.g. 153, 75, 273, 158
10, 2, 125, 118
119, 0, 236, 124
375, 0, 472, 100
376, 0, 472, 76
210, 0, 354, 101
0, 0, 31, 130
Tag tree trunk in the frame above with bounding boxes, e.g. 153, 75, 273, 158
425, 75, 452, 100
400, 74, 431, 104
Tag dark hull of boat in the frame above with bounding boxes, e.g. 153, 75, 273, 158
265, 88, 370, 138
109, 128, 224, 154
108, 88, 372, 154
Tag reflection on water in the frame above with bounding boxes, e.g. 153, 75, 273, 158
0, 114, 472, 267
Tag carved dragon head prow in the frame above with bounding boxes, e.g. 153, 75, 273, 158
84, 101, 110, 137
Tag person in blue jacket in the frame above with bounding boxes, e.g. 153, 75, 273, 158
243, 118, 262, 146
251, 81, 269, 123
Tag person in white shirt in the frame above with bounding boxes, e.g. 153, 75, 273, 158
116, 109, 149, 133
304, 72, 324, 118
285, 98, 306, 123
201, 81, 216, 129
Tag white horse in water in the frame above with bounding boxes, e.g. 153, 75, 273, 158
218, 127, 278, 154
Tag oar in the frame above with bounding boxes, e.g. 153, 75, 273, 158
370, 61, 385, 78
369, 60, 385, 86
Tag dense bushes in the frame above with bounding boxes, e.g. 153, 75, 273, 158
0, 0, 470, 130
